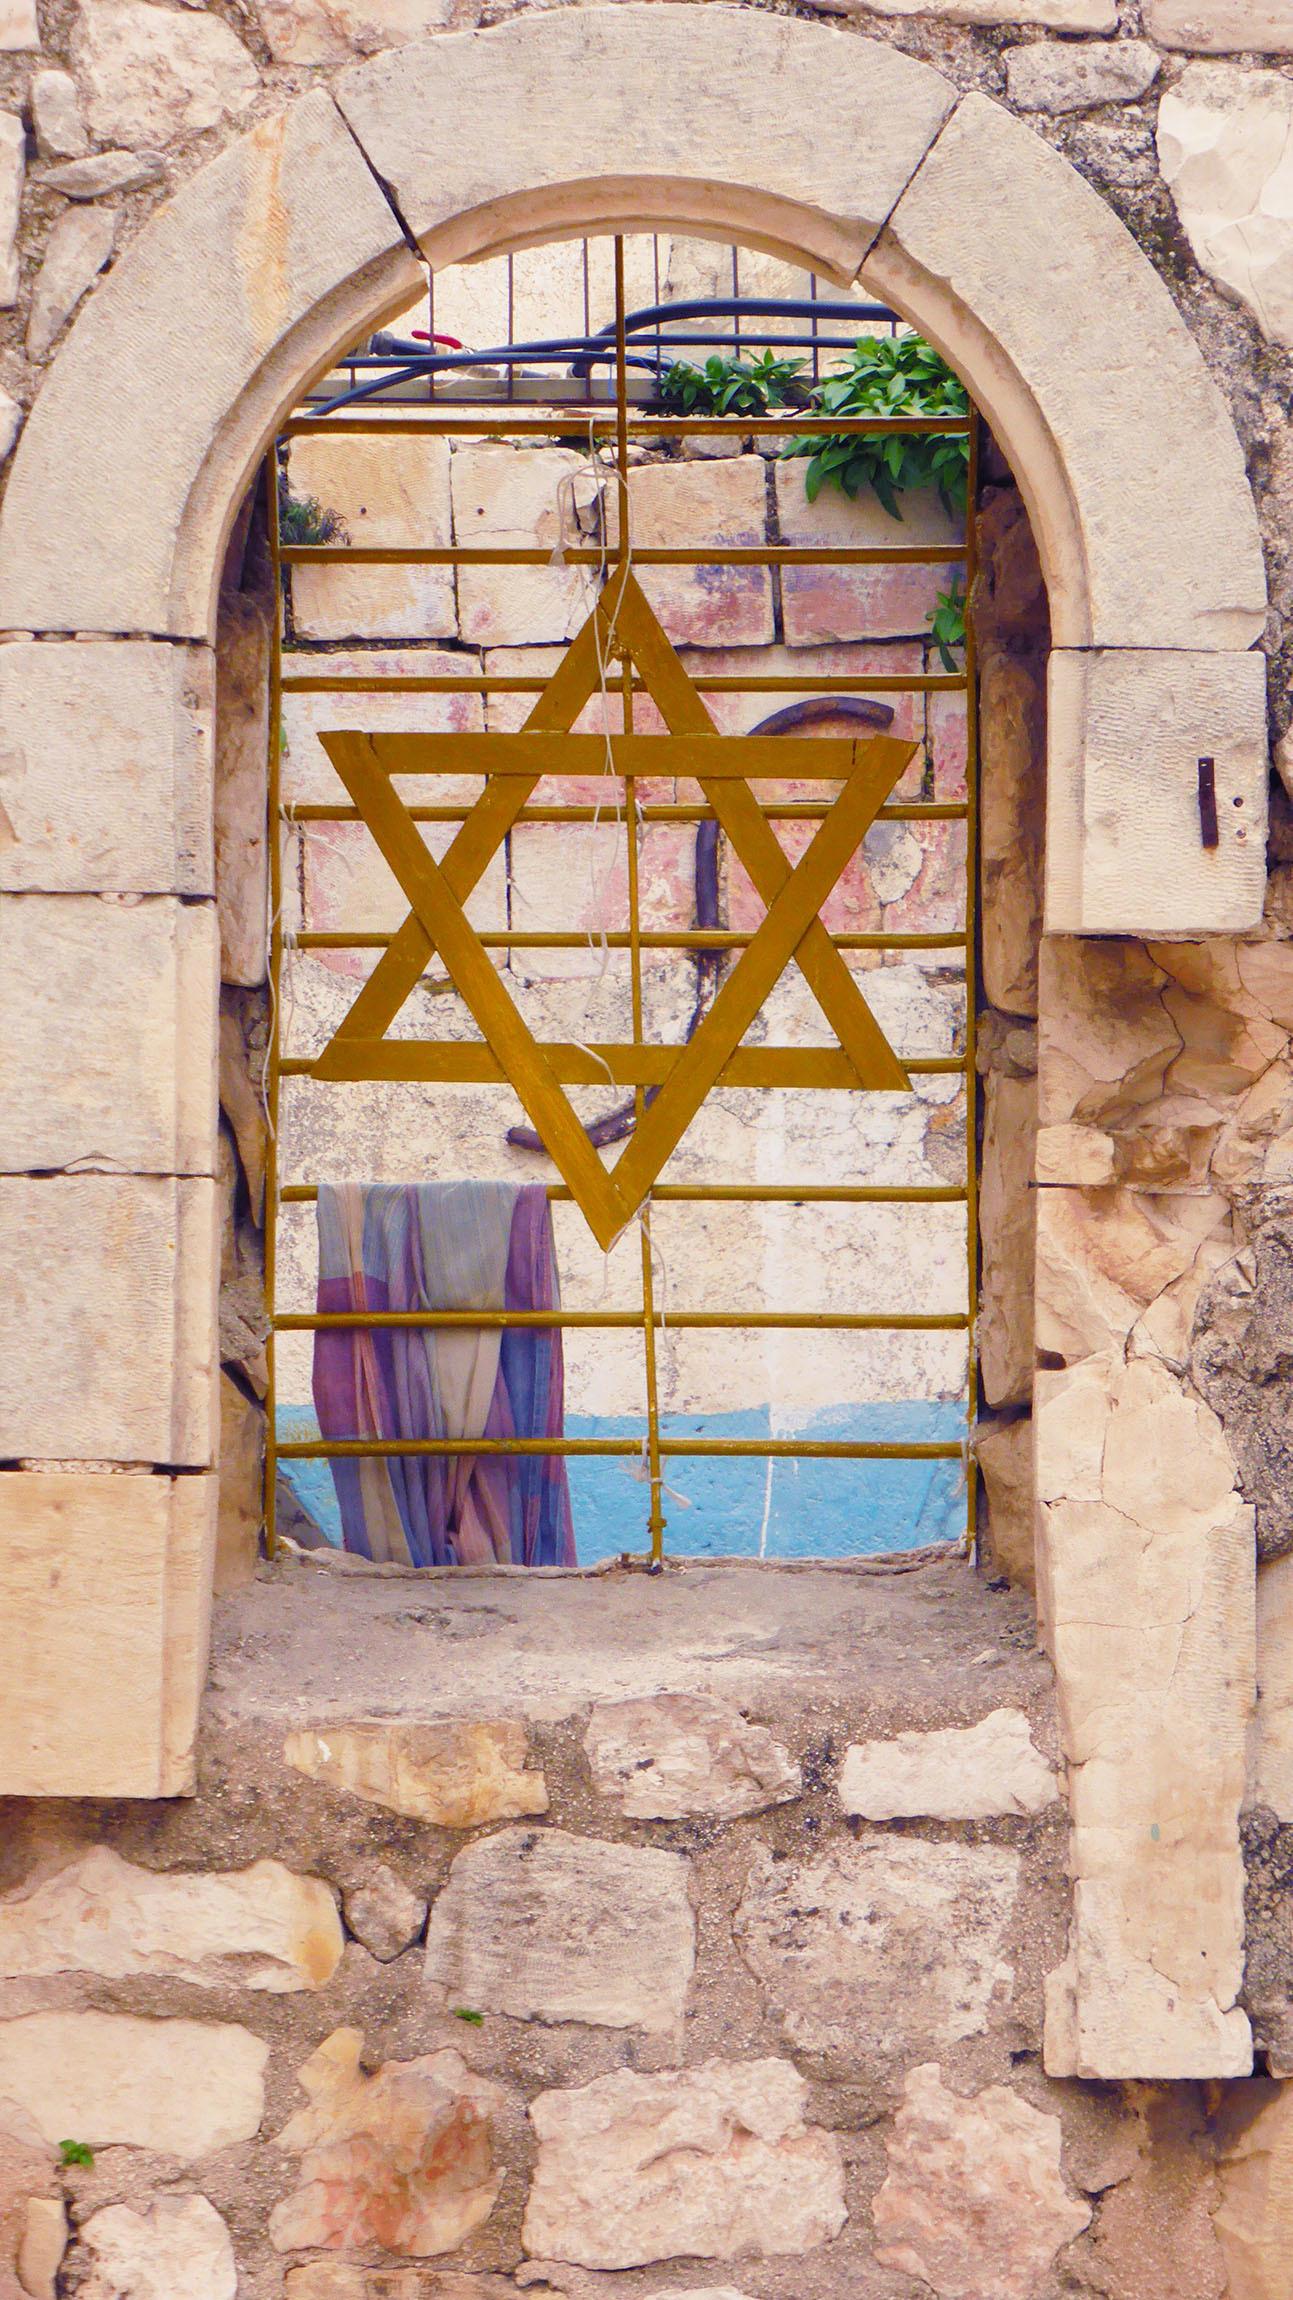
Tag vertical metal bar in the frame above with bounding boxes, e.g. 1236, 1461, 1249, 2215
810, 270, 820, 387
731, 243, 740, 362
506, 252, 515, 402
614, 234, 666, 1562
263, 447, 286, 1560
963, 406, 982, 1565
427, 262, 436, 404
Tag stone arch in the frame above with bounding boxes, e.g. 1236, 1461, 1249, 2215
0, 2, 1264, 2080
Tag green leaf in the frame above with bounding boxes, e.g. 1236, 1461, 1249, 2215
452, 2007, 485, 2025
60, 2141, 95, 2169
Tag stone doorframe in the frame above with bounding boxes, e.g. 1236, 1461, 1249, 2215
0, 5, 1269, 2081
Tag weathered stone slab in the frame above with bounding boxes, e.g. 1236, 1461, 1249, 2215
873, 2062, 1090, 2299
272, 2029, 505, 2256
75, 2195, 236, 2300
1254, 1553, 1293, 1818
861, 0, 1112, 18
1006, 38, 1160, 111
282, 647, 483, 806
979, 649, 1043, 1015
0, 896, 218, 1175
31, 68, 88, 161
215, 587, 271, 987
0, 0, 35, 45
0, 640, 214, 895
0, 1471, 215, 1798
0, 113, 22, 307
291, 434, 455, 642
1160, 65, 1293, 348
0, 2012, 267, 2159
283, 1718, 548, 1825
285, 2275, 518, 2300
0, 1176, 217, 1464
73, 0, 259, 147
1147, 0, 1293, 49
0, 1845, 342, 1990
584, 1693, 800, 1818
734, 1837, 1019, 2063
867, 96, 1266, 652
452, 442, 602, 648
18, 2192, 67, 2300
1037, 1352, 1255, 2077
522, 2058, 846, 2267
335, 12, 957, 279
630, 457, 772, 650
979, 1069, 1036, 1408
839, 1708, 1055, 1819
256, 0, 477, 65
0, 89, 421, 636
0, 2104, 58, 2300
424, 1827, 693, 2031
774, 461, 961, 646
42, 150, 166, 199
977, 1414, 1036, 1591
1215, 2080, 1293, 2300
1035, 1184, 1233, 1366
26, 208, 116, 363
343, 1864, 426, 1962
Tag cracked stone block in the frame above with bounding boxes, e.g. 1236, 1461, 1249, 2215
1160, 64, 1293, 349
0, 2012, 266, 2159
979, 1069, 1036, 1408
283, 1718, 548, 1826
522, 2058, 846, 2268
979, 649, 1043, 1017
281, 648, 483, 807
1215, 2080, 1293, 2299
271, 2029, 506, 2256
629, 456, 773, 649
1006, 39, 1160, 112
31, 69, 88, 160
734, 1836, 1019, 2069
0, 1472, 215, 1797
774, 460, 962, 646
1147, 0, 1293, 50
1035, 1185, 1233, 1367
0, 1176, 217, 1464
873, 2062, 1090, 2300
0, 113, 21, 307
74, 2195, 236, 2300
424, 1827, 694, 2031
26, 208, 117, 363
291, 434, 456, 642
978, 1414, 1037, 1591
584, 1692, 801, 1819
255, 0, 476, 63
0, 1845, 343, 1991
838, 1708, 1056, 1820
452, 442, 602, 648
0, 641, 214, 896
73, 0, 260, 147
343, 1865, 426, 1963
0, 896, 217, 1175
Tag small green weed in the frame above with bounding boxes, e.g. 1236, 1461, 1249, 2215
59, 2140, 95, 2169
451, 2007, 484, 2025
928, 579, 967, 671
658, 350, 808, 418
781, 335, 969, 519
278, 489, 350, 547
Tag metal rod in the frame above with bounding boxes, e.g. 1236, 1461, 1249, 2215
279, 1183, 968, 1206
283, 413, 972, 439
286, 803, 969, 825
964, 405, 982, 1567
276, 1437, 966, 1461
280, 671, 968, 695
263, 447, 285, 1563
278, 543, 965, 567
290, 927, 968, 951
276, 1309, 971, 1331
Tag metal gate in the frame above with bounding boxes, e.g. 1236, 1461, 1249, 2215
264, 237, 978, 1568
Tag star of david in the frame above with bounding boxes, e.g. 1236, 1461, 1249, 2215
312, 568, 915, 1251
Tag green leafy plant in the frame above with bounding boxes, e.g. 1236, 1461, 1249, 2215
278, 487, 350, 547
780, 334, 969, 519
658, 350, 807, 418
928, 579, 967, 672
451, 2007, 484, 2025
59, 2140, 95, 2169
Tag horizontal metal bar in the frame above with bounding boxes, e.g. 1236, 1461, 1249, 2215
287, 799, 967, 820
280, 1046, 967, 1085
284, 802, 966, 827
284, 412, 972, 438
281, 544, 964, 568
278, 1183, 967, 1206
275, 1436, 966, 1460
291, 928, 968, 952
276, 1308, 970, 1331
281, 672, 967, 695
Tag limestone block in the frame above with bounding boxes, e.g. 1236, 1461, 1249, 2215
0, 90, 422, 637
977, 1414, 1036, 1588
31, 69, 89, 162
865, 96, 1266, 652
283, 1717, 548, 1824
282, 647, 483, 807
291, 434, 455, 642
271, 2029, 505, 2256
0, 113, 23, 307
839, 1708, 1056, 1819
343, 1865, 426, 1961
1036, 934, 1178, 1131
861, 0, 1112, 18
256, 0, 476, 66
216, 1370, 263, 1594
0, 2106, 57, 2300
0, 641, 214, 895
0, 2012, 267, 2158
335, 11, 958, 278
1035, 1185, 1232, 1365
73, 0, 259, 147
1215, 2081, 1293, 2300
75, 2196, 236, 2300
1147, 0, 1293, 49
26, 208, 116, 363
42, 151, 166, 199
0, 1845, 342, 1990
584, 1693, 801, 1818
628, 456, 773, 649
0, 1471, 215, 1796
774, 460, 961, 646
1005, 39, 1160, 112
873, 2062, 1090, 2299
979, 1068, 1036, 1409
1254, 1553, 1293, 1818
18, 2195, 68, 2300
0, 896, 218, 1174
734, 1837, 1019, 2064
1035, 1124, 1116, 1187
522, 2058, 846, 2268
1159, 65, 1293, 348
1037, 1352, 1255, 2077
452, 442, 604, 648
215, 588, 271, 986
424, 1827, 694, 2031
0, 0, 35, 45
0, 1177, 217, 1464
979, 650, 1043, 1016
285, 2276, 519, 2300
1046, 649, 1266, 936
